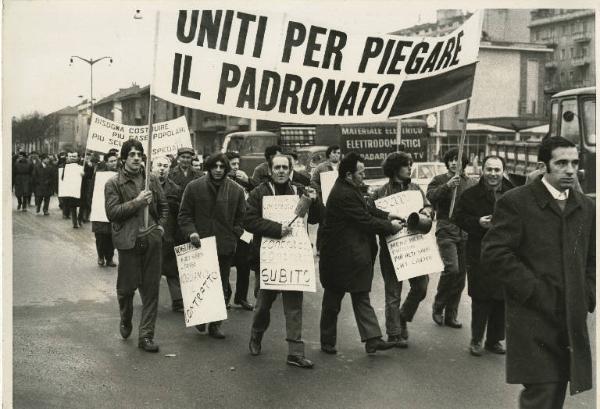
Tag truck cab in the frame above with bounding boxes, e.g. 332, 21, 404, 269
221, 131, 278, 176
548, 87, 595, 195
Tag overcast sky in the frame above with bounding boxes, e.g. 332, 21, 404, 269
2, 1, 452, 118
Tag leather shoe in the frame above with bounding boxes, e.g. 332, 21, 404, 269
432, 306, 444, 326
119, 321, 132, 339
444, 317, 463, 329
485, 342, 506, 355
286, 355, 314, 369
387, 335, 408, 349
105, 259, 117, 267
470, 341, 483, 357
399, 316, 409, 340
320, 344, 337, 355
138, 337, 159, 353
208, 323, 225, 339
365, 337, 396, 354
97, 258, 105, 266
235, 300, 254, 311
249, 332, 262, 356
195, 324, 206, 333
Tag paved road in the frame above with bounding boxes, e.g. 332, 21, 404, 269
11, 196, 596, 408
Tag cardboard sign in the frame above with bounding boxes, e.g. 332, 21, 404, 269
175, 238, 227, 327
57, 163, 83, 199
260, 195, 316, 292
375, 190, 443, 281
89, 171, 116, 222
154, 10, 482, 123
320, 171, 337, 205
86, 114, 193, 156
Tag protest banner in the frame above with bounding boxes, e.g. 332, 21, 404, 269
57, 163, 83, 198
153, 10, 482, 124
175, 238, 227, 327
320, 170, 337, 205
375, 190, 443, 281
89, 171, 117, 222
260, 195, 316, 292
86, 114, 193, 156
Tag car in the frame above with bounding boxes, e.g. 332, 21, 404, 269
410, 162, 449, 192
289, 145, 329, 178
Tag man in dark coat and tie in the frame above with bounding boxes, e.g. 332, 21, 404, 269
32, 153, 55, 215
481, 137, 595, 408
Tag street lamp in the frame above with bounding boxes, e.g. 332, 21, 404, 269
69, 56, 113, 118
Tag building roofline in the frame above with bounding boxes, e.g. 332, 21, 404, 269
480, 42, 554, 53
528, 9, 595, 27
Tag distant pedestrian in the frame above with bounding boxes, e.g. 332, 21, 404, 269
13, 151, 33, 211
453, 156, 513, 357
32, 153, 55, 215
105, 139, 168, 352
482, 137, 595, 408
60, 152, 83, 228
170, 147, 204, 189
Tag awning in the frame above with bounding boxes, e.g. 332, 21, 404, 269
520, 124, 549, 134
467, 123, 513, 132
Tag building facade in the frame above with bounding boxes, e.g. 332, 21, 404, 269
529, 9, 595, 94
46, 106, 78, 153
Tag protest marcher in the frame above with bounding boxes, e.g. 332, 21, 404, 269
225, 151, 255, 311
170, 147, 204, 189
105, 139, 168, 352
152, 156, 184, 312
481, 137, 595, 408
29, 151, 41, 206
32, 153, 55, 216
191, 156, 202, 172
251, 145, 283, 186
371, 152, 432, 348
453, 156, 513, 356
56, 152, 69, 218
289, 152, 311, 187
310, 145, 341, 253
92, 151, 118, 267
178, 153, 246, 338
245, 154, 318, 368
79, 152, 97, 223
60, 151, 84, 228
426, 148, 476, 328
13, 151, 33, 211
319, 152, 403, 355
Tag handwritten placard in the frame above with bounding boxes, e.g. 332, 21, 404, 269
57, 163, 83, 199
175, 238, 227, 326
90, 171, 116, 222
375, 190, 443, 280
320, 171, 337, 205
260, 195, 316, 292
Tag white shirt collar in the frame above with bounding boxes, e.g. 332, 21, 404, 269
541, 175, 569, 200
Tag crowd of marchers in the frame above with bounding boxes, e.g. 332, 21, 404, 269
14, 135, 594, 408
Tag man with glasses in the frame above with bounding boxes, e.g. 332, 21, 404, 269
105, 140, 168, 352
178, 153, 246, 339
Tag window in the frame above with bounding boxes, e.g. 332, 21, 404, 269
569, 71, 574, 81
583, 21, 587, 32
581, 46, 587, 57
561, 25, 566, 35
560, 72, 565, 82
561, 49, 565, 60
570, 47, 574, 58
582, 99, 595, 145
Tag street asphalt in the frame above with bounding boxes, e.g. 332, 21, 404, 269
11, 196, 596, 409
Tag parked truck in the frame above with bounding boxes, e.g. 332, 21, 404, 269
488, 86, 595, 196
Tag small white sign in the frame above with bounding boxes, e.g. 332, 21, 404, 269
90, 171, 116, 222
57, 163, 83, 199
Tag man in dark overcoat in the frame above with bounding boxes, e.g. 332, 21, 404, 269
453, 156, 513, 356
481, 137, 595, 408
13, 151, 33, 211
319, 152, 403, 355
178, 153, 246, 339
170, 147, 204, 189
32, 153, 55, 215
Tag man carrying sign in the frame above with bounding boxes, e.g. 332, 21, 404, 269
245, 154, 317, 369
105, 140, 168, 353
178, 153, 246, 339
319, 152, 403, 355
372, 152, 432, 348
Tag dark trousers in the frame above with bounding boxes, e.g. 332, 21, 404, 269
116, 229, 162, 340
95, 233, 115, 261
211, 254, 233, 327
433, 221, 467, 319
471, 298, 505, 345
320, 289, 382, 345
380, 244, 429, 335
17, 196, 29, 209
161, 242, 182, 303
251, 289, 305, 356
35, 195, 50, 213
231, 241, 252, 303
519, 382, 567, 409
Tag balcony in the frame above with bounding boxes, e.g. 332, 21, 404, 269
572, 32, 592, 43
544, 60, 558, 69
572, 56, 590, 67
540, 36, 557, 47
544, 81, 560, 93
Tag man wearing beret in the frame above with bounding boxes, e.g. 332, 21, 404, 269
170, 147, 204, 189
